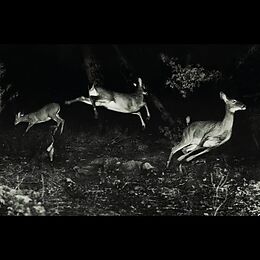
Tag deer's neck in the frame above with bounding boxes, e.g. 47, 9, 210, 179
135, 86, 144, 97
221, 107, 234, 132
20, 115, 29, 122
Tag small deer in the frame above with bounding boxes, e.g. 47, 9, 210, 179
15, 103, 65, 135
166, 92, 246, 168
65, 78, 150, 129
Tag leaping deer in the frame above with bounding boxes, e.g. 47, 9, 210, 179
15, 103, 65, 135
65, 78, 150, 129
166, 92, 246, 168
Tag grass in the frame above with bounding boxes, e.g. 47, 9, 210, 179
0, 122, 260, 216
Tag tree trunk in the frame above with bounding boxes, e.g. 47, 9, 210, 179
80, 45, 104, 130
149, 94, 175, 126
112, 44, 135, 86
81, 45, 104, 88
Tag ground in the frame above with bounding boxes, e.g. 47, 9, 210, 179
0, 122, 260, 216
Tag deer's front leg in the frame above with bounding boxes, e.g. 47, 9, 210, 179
144, 103, 151, 121
133, 112, 146, 130
24, 122, 34, 134
90, 96, 99, 120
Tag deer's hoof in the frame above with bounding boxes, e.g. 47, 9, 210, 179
186, 157, 193, 162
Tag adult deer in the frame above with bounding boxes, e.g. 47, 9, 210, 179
65, 78, 150, 129
166, 92, 246, 168
15, 103, 65, 135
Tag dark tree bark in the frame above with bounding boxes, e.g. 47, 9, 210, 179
81, 45, 104, 88
149, 94, 175, 126
80, 45, 105, 120
112, 45, 135, 86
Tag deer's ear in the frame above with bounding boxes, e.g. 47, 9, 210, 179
220, 92, 228, 102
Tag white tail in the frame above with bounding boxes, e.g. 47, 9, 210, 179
186, 116, 191, 126
65, 78, 150, 129
166, 92, 246, 168
15, 103, 65, 135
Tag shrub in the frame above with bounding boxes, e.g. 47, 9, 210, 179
160, 53, 222, 98
0, 184, 46, 216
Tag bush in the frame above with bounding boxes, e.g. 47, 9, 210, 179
0, 184, 46, 216
160, 53, 222, 98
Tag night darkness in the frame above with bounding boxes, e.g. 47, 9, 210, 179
0, 44, 255, 112
0, 44, 256, 129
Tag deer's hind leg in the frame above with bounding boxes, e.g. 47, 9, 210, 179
166, 141, 190, 168
52, 114, 65, 135
177, 146, 206, 162
185, 148, 212, 162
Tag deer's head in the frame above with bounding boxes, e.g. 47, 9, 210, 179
14, 112, 25, 125
220, 92, 247, 113
134, 77, 148, 96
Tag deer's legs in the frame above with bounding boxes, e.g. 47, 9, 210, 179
177, 146, 206, 162
92, 106, 98, 119
166, 142, 190, 168
89, 97, 99, 119
25, 122, 35, 134
144, 103, 151, 120
57, 115, 65, 134
52, 114, 65, 135
47, 138, 55, 162
65, 96, 99, 120
185, 148, 212, 162
65, 96, 92, 106
132, 112, 146, 129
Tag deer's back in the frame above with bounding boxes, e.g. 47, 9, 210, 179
183, 120, 232, 147
95, 87, 115, 101
96, 87, 145, 112
29, 103, 60, 120
183, 121, 220, 140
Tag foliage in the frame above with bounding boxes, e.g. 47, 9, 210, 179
158, 118, 185, 143
0, 63, 6, 78
160, 53, 222, 98
0, 184, 46, 216
232, 179, 260, 216
0, 61, 18, 113
235, 44, 260, 69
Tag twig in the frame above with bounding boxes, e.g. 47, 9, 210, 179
15, 166, 35, 190
41, 174, 45, 203
213, 189, 228, 216
212, 172, 229, 216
